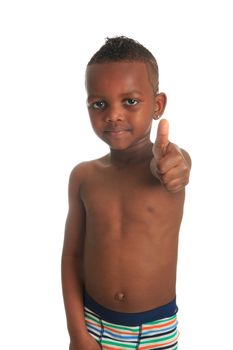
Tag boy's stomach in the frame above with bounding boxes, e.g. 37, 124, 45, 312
83, 228, 179, 312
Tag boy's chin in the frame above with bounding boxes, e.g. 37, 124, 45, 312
101, 139, 131, 151
108, 144, 129, 151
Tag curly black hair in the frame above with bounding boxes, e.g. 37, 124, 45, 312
87, 36, 159, 92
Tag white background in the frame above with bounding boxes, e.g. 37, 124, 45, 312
0, 0, 232, 349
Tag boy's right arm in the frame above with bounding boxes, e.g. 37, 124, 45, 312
61, 165, 101, 349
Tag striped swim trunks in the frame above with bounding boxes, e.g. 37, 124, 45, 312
84, 292, 179, 349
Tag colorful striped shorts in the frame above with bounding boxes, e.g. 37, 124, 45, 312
84, 292, 179, 349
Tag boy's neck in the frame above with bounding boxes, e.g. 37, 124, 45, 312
109, 138, 153, 167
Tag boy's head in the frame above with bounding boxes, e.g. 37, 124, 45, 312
87, 36, 159, 93
85, 36, 166, 151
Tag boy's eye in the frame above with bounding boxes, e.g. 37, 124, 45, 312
91, 101, 106, 110
124, 99, 139, 106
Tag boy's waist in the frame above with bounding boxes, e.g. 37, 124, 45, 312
84, 291, 178, 326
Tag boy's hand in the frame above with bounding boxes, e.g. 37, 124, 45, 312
150, 119, 191, 193
69, 332, 101, 350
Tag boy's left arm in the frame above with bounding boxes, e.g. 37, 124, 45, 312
150, 119, 191, 193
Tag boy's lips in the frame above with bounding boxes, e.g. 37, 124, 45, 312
104, 128, 131, 138
104, 126, 132, 132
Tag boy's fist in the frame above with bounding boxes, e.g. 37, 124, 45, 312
150, 119, 191, 193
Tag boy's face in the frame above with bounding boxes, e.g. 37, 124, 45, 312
86, 61, 166, 151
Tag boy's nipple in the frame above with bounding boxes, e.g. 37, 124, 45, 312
114, 291, 125, 302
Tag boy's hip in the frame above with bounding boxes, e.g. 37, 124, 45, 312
84, 291, 179, 349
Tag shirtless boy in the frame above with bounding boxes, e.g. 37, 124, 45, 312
62, 37, 191, 350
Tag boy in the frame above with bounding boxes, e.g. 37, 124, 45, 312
62, 37, 191, 350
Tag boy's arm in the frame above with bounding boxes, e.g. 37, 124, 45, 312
61, 165, 100, 349
150, 119, 191, 193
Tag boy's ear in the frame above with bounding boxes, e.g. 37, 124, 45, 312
153, 93, 167, 120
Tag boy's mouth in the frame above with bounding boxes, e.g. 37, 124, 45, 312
104, 126, 132, 132
104, 128, 132, 137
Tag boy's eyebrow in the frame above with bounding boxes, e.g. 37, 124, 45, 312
87, 95, 104, 101
120, 90, 143, 96
87, 91, 143, 100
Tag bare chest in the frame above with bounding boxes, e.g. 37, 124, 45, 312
80, 167, 184, 232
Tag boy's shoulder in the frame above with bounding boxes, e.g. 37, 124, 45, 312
69, 154, 109, 182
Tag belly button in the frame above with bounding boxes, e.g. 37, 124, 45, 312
114, 292, 125, 302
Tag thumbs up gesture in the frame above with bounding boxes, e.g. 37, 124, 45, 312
150, 119, 191, 193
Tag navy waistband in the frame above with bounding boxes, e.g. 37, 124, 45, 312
84, 292, 178, 326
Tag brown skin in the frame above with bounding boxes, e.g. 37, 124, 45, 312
62, 61, 191, 349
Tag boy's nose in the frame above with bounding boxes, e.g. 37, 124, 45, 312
105, 106, 124, 122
